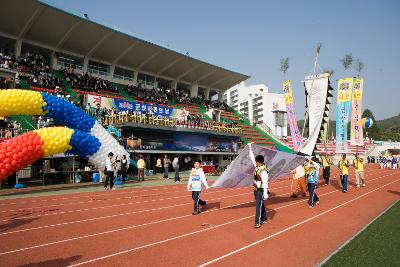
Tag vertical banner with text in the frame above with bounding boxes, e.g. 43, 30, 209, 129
336, 78, 353, 153
283, 80, 302, 151
350, 78, 364, 145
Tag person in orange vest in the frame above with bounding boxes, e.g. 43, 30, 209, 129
290, 162, 308, 198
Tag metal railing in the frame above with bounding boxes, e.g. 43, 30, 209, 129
256, 122, 272, 135
104, 113, 243, 135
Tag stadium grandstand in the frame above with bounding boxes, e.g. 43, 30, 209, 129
0, 0, 291, 186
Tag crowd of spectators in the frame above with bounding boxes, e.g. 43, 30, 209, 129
0, 49, 63, 90
62, 68, 118, 93
125, 85, 169, 106
1, 47, 230, 113
1, 48, 235, 140
0, 117, 21, 138
125, 84, 228, 111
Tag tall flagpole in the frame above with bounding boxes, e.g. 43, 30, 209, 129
302, 43, 322, 138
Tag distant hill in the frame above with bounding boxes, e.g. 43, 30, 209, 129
377, 115, 400, 132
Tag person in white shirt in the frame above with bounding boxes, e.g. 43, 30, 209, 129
187, 159, 210, 215
172, 156, 180, 183
248, 143, 269, 228
104, 152, 116, 190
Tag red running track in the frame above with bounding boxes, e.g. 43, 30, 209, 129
0, 165, 398, 267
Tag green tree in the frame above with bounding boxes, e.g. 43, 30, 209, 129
280, 57, 289, 79
355, 59, 364, 77
340, 54, 353, 71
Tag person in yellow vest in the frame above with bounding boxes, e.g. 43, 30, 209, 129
338, 154, 350, 193
353, 153, 365, 188
321, 155, 333, 185
248, 143, 269, 228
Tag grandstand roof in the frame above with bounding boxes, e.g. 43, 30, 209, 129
0, 0, 250, 90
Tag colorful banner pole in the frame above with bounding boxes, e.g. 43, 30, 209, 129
350, 78, 364, 145
283, 80, 302, 152
336, 78, 353, 153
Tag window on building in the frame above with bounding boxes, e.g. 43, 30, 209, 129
113, 67, 133, 81
138, 73, 156, 87
273, 111, 286, 127
88, 60, 109, 76
56, 53, 83, 70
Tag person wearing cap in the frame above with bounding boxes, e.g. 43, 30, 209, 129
353, 153, 365, 188
248, 143, 269, 228
338, 154, 350, 193
305, 157, 320, 208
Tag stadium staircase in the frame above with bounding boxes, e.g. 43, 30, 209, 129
218, 109, 293, 153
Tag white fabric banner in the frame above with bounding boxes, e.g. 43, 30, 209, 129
300, 74, 329, 156
211, 144, 306, 188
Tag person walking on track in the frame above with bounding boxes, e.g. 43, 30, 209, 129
353, 153, 365, 188
338, 154, 350, 193
172, 156, 180, 183
306, 157, 320, 208
248, 143, 269, 228
187, 159, 209, 215
322, 155, 332, 185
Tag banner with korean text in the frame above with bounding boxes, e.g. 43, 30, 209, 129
85, 94, 188, 119
283, 80, 302, 152
336, 78, 353, 153
350, 78, 364, 145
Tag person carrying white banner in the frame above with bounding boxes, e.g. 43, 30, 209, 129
248, 143, 269, 228
187, 159, 210, 215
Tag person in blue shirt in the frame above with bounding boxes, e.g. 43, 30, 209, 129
392, 157, 398, 170
187, 159, 210, 215
305, 156, 320, 208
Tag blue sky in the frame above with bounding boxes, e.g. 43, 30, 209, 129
43, 0, 400, 120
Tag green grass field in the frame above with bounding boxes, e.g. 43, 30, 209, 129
323, 199, 400, 267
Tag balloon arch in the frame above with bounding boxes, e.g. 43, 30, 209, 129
0, 89, 129, 180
